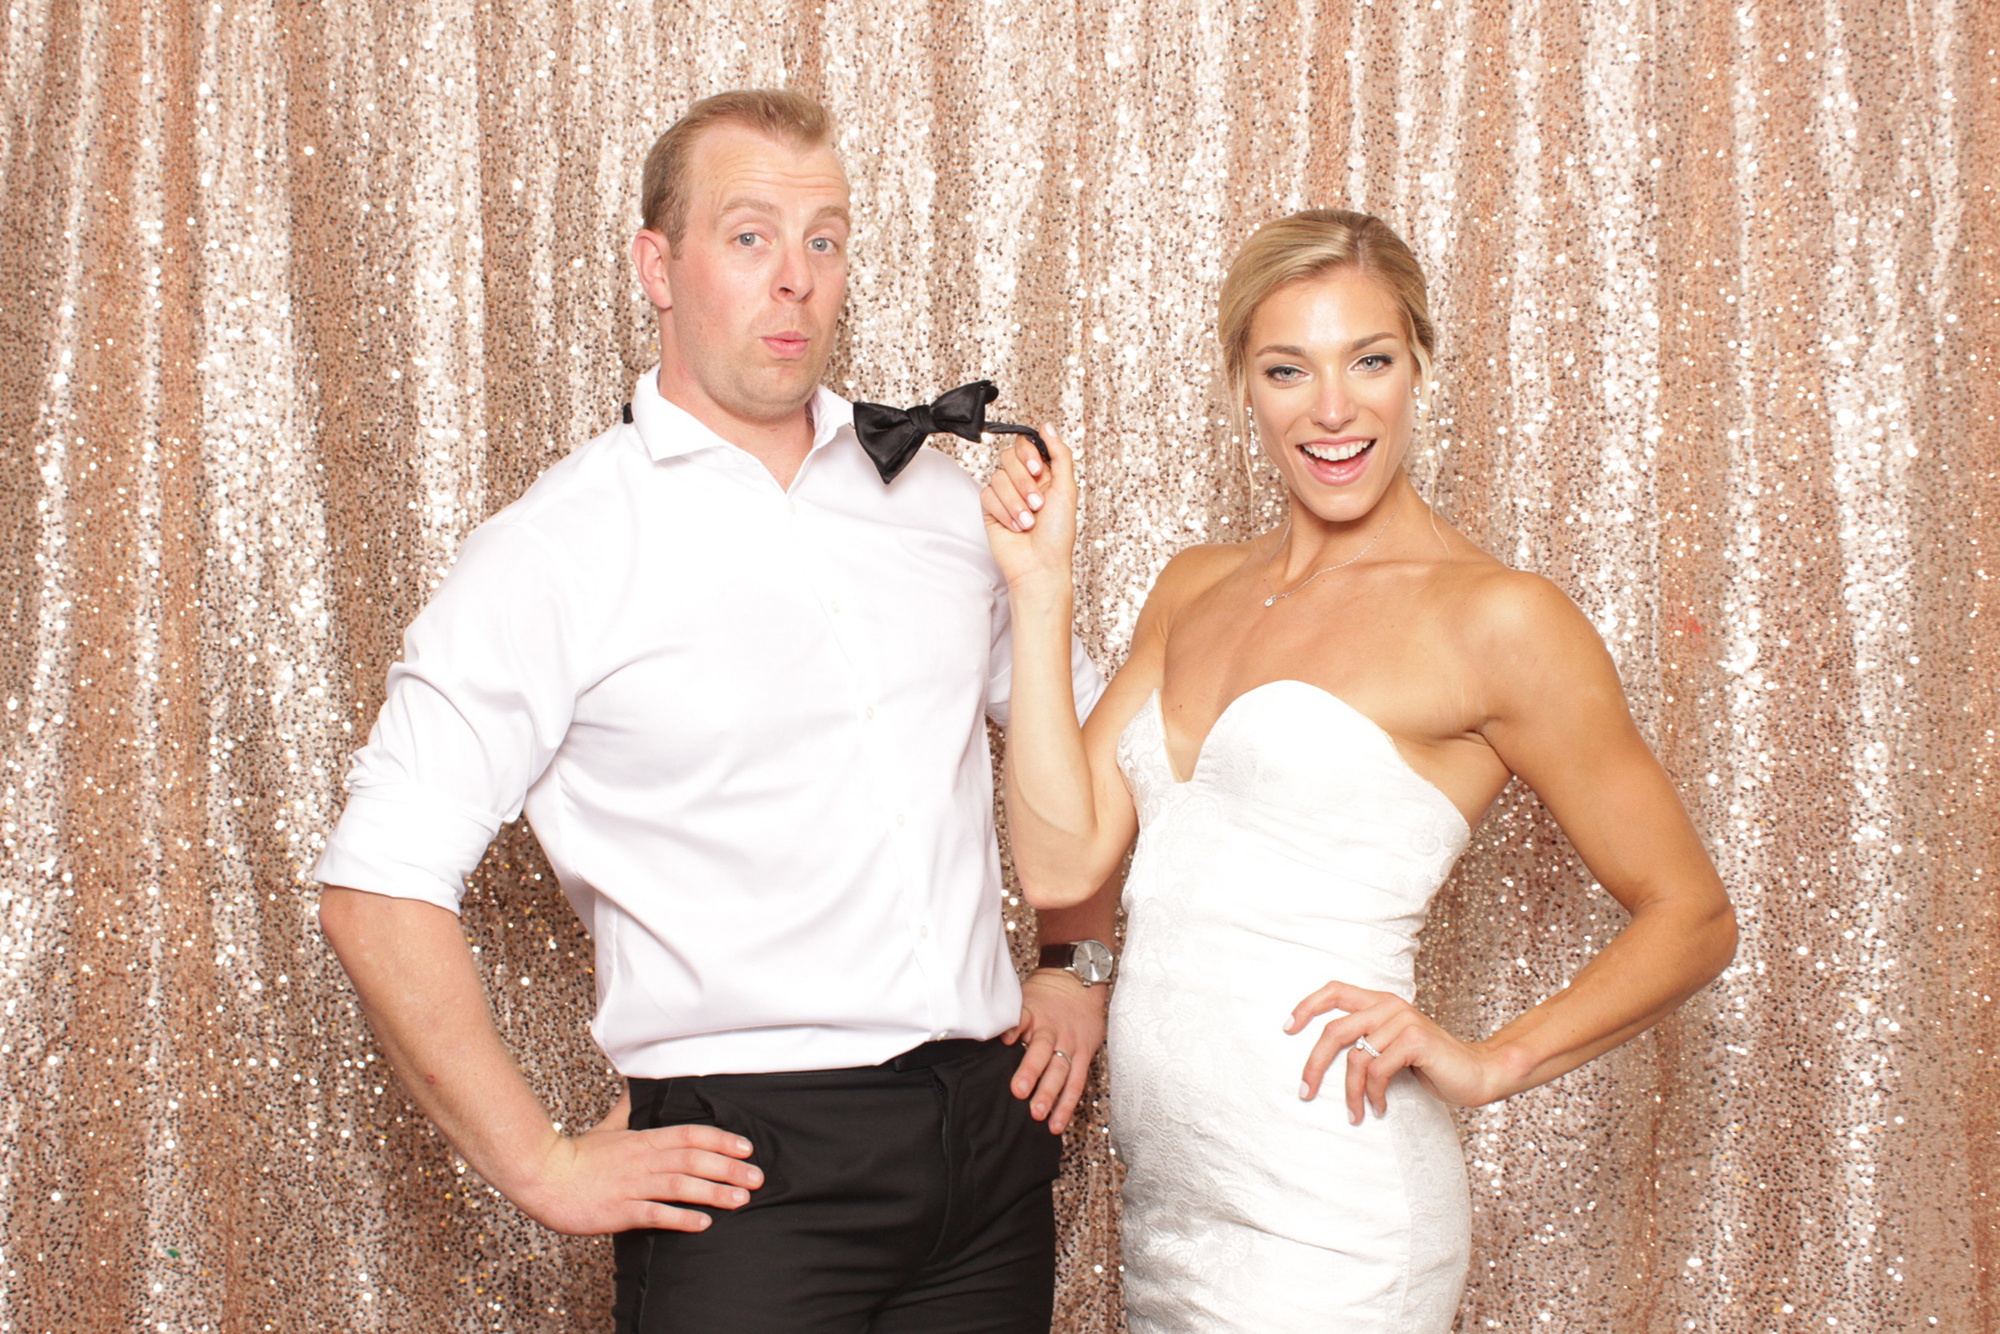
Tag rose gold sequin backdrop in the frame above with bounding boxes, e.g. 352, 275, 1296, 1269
1, 1, 1995, 1330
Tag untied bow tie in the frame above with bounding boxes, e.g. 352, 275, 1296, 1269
851, 380, 1048, 484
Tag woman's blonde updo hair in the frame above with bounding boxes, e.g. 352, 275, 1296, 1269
1217, 209, 1437, 446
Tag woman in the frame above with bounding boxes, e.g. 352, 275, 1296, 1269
980, 210, 1736, 1331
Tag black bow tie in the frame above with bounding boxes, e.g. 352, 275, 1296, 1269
851, 380, 1048, 484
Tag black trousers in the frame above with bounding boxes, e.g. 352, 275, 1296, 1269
612, 1038, 1063, 1334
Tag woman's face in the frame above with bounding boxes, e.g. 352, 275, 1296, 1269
1244, 268, 1418, 525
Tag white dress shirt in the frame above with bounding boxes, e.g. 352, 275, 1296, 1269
314, 369, 1102, 1079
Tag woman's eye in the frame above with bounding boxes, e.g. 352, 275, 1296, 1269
1264, 365, 1304, 383
1356, 353, 1394, 372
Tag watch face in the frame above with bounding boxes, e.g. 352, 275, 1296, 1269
1074, 939, 1115, 984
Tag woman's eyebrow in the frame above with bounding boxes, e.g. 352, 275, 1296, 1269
1251, 332, 1397, 357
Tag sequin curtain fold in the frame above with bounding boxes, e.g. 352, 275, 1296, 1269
2, 1, 1995, 1329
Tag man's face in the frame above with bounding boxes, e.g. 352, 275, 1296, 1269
653, 125, 851, 427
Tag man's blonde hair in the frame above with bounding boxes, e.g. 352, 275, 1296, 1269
639, 89, 836, 248
1217, 209, 1436, 444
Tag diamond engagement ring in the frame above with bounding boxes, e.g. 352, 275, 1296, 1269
1354, 1037, 1382, 1058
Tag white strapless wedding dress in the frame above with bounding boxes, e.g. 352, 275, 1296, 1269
1110, 679, 1474, 1332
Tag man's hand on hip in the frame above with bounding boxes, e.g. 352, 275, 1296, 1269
513, 1086, 765, 1236
1004, 969, 1108, 1136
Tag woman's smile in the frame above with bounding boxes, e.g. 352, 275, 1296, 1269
1297, 436, 1376, 485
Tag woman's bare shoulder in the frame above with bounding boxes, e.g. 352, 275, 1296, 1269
1429, 554, 1617, 702
1148, 539, 1258, 614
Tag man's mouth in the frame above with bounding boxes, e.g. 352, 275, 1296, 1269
762, 333, 811, 358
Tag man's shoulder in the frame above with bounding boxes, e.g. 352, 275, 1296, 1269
426, 422, 650, 600
502, 421, 646, 516
885, 445, 986, 525
482, 420, 658, 544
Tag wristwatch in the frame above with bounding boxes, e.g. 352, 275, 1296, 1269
1037, 939, 1116, 986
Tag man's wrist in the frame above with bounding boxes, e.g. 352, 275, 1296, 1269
1035, 939, 1116, 986
1024, 965, 1105, 1007
473, 1115, 570, 1207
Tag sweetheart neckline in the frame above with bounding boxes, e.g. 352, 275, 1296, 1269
1145, 680, 1473, 832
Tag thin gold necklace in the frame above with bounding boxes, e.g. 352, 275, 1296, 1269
1260, 492, 1402, 608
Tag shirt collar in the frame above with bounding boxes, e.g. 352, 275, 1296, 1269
629, 366, 853, 464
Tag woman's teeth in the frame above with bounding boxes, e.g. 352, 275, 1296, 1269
1301, 440, 1372, 462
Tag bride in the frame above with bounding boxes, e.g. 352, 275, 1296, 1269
981, 209, 1736, 1331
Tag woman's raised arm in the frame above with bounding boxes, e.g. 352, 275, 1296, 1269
982, 429, 1164, 905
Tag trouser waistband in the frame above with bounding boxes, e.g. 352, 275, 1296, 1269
881, 1036, 995, 1072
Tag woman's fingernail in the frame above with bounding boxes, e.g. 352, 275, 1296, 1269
1299, 1082, 1312, 1101
1028, 493, 1043, 511
1027, 455, 1043, 476
1019, 511, 1035, 528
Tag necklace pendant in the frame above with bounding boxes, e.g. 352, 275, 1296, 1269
1263, 595, 1277, 607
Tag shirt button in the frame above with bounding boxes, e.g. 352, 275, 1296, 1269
828, 599, 841, 614
788, 499, 799, 515
919, 925, 930, 939
934, 1030, 949, 1041
895, 813, 907, 827
864, 705, 875, 720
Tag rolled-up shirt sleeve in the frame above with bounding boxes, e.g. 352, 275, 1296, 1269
312, 516, 588, 912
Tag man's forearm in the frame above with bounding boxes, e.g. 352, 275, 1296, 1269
318, 888, 561, 1203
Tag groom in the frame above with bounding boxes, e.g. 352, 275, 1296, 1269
315, 89, 1118, 1331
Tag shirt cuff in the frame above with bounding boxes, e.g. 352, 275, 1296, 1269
310, 784, 502, 913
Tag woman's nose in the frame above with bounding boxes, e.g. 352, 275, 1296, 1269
1312, 379, 1355, 429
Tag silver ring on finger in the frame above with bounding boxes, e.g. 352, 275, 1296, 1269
1354, 1036, 1382, 1058
1051, 1050, 1072, 1064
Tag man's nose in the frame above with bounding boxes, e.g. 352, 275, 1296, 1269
772, 242, 815, 302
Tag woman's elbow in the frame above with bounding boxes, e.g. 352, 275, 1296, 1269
1021, 877, 1100, 911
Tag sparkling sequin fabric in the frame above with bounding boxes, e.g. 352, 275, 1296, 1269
1, 2, 1994, 1330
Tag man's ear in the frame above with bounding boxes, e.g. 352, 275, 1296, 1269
631, 229, 674, 312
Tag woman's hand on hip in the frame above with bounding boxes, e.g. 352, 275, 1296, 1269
1286, 979, 1513, 1124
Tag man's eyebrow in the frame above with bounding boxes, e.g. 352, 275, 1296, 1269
715, 199, 852, 228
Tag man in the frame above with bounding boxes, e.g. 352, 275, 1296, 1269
315, 89, 1118, 1333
